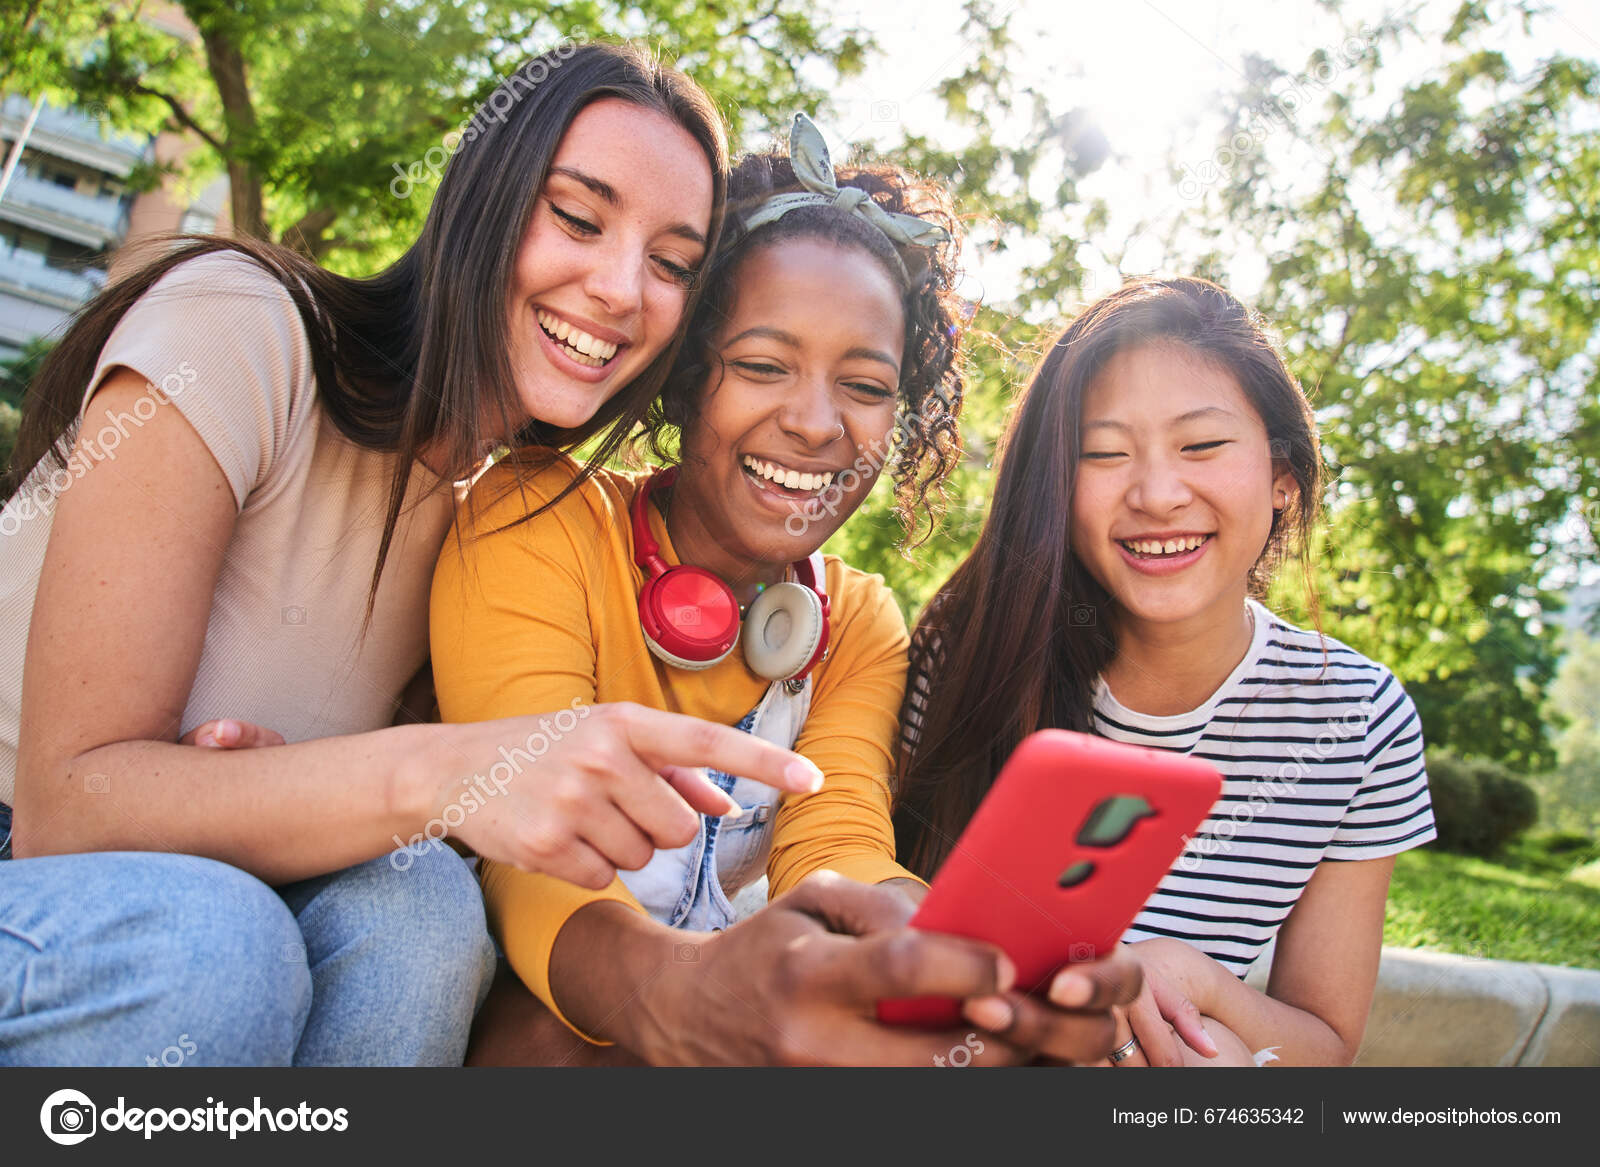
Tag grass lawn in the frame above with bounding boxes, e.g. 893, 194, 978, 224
1384, 835, 1600, 970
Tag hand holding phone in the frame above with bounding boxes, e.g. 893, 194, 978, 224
880, 729, 1221, 1027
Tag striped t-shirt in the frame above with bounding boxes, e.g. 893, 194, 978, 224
901, 599, 1436, 977
1100, 600, 1434, 974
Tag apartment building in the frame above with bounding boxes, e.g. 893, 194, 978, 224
0, 91, 228, 366
0, 95, 148, 362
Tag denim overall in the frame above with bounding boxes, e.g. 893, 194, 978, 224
617, 554, 824, 932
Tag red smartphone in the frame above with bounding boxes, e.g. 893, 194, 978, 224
879, 728, 1222, 1027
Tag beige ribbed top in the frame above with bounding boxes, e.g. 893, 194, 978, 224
0, 252, 455, 807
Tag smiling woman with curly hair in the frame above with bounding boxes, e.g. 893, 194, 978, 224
640, 141, 966, 548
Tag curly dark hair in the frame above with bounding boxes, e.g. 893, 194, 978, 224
637, 149, 966, 546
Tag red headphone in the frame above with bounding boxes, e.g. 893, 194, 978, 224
632, 467, 831, 683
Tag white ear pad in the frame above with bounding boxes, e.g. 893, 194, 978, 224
644, 628, 738, 671
743, 581, 825, 681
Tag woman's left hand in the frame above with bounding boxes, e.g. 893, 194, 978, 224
1092, 939, 1220, 1067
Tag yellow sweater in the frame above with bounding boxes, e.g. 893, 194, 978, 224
430, 456, 915, 1033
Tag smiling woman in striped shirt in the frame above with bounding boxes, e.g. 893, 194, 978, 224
895, 276, 1436, 1068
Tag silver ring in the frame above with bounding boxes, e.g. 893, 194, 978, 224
1107, 1035, 1139, 1064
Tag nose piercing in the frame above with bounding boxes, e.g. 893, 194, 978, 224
832, 423, 846, 442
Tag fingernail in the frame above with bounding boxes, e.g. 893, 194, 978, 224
1048, 972, 1093, 1008
197, 732, 217, 748
718, 796, 741, 817
995, 953, 1016, 993
786, 759, 824, 793
218, 720, 238, 742
1200, 1031, 1219, 1057
962, 996, 1014, 1031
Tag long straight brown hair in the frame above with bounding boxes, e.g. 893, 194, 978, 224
894, 277, 1323, 880
5, 41, 728, 618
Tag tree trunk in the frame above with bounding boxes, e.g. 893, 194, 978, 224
280, 206, 338, 259
0, 0, 45, 93
195, 19, 268, 239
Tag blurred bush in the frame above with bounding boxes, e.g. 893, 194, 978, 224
1426, 750, 1541, 857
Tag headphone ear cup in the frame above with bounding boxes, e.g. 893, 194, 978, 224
743, 581, 826, 682
639, 567, 742, 670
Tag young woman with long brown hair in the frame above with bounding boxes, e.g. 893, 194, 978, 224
896, 277, 1436, 1067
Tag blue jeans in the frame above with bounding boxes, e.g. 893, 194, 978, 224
0, 803, 495, 1066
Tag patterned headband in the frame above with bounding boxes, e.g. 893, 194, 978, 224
738, 113, 951, 276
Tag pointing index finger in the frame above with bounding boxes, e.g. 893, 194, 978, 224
619, 706, 824, 795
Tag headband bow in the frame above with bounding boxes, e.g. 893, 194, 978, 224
739, 113, 952, 258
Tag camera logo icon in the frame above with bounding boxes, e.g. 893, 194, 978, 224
281, 606, 307, 626
1067, 942, 1096, 962
1069, 604, 1096, 626
673, 942, 700, 962
40, 1088, 97, 1145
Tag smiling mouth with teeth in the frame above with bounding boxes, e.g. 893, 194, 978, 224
536, 309, 622, 369
741, 455, 837, 495
1119, 534, 1213, 558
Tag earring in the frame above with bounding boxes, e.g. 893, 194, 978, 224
1273, 488, 1289, 510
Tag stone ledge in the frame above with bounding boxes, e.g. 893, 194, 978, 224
1245, 946, 1600, 1066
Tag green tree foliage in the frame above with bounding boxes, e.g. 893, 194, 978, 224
3, 0, 871, 269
